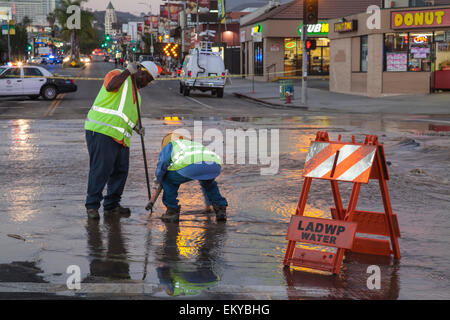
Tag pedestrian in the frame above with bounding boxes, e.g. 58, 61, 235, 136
84, 61, 161, 219
114, 57, 118, 68
154, 133, 228, 223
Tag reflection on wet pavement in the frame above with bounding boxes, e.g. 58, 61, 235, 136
0, 114, 449, 299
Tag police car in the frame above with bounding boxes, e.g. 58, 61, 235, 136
0, 65, 77, 100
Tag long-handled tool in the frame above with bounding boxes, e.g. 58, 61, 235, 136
132, 74, 152, 202
145, 184, 163, 213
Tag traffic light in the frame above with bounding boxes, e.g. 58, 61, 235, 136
132, 46, 136, 52
306, 39, 317, 51
303, 0, 319, 25
105, 34, 111, 41
27, 44, 32, 52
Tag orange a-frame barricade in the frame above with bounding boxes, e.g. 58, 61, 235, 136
283, 131, 401, 275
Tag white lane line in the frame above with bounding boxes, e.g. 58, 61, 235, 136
408, 119, 450, 124
185, 96, 215, 110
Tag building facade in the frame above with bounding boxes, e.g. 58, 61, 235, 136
105, 1, 118, 36
329, 2, 450, 96
239, 0, 384, 81
0, 0, 59, 26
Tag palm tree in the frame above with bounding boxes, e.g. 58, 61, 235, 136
53, 0, 96, 63
22, 16, 32, 28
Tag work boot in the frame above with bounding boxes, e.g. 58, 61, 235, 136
104, 206, 131, 217
161, 206, 180, 223
213, 205, 227, 222
87, 208, 100, 220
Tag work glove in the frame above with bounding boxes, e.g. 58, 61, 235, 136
134, 126, 145, 136
127, 61, 139, 75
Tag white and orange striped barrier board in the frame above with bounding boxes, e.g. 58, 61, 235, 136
303, 142, 376, 183
283, 131, 401, 275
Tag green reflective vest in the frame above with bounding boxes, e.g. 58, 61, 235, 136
168, 140, 222, 171
84, 70, 140, 147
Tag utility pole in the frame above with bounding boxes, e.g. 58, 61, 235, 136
7, 10, 11, 62
196, 0, 199, 43
181, 0, 186, 60
301, 24, 307, 105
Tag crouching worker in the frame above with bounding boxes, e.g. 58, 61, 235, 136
155, 133, 228, 223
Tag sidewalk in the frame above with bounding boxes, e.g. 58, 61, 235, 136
229, 78, 450, 115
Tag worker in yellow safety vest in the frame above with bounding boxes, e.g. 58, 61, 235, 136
84, 61, 161, 219
155, 133, 228, 223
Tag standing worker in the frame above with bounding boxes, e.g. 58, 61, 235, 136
155, 133, 228, 223
84, 61, 161, 219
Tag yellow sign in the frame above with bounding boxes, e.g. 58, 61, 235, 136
392, 9, 449, 29
334, 20, 357, 33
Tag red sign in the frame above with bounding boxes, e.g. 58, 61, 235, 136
151, 16, 158, 29
186, 0, 210, 14
160, 3, 183, 22
392, 8, 450, 29
144, 16, 150, 26
286, 216, 357, 249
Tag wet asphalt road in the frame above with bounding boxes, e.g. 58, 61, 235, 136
0, 59, 449, 299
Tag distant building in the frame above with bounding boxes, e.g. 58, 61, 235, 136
0, 0, 60, 26
105, 1, 118, 36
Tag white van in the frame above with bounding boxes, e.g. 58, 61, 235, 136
179, 42, 226, 98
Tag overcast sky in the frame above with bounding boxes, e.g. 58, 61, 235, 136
85, 0, 275, 16
85, 0, 164, 16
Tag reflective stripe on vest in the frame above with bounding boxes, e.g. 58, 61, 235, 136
86, 117, 132, 138
168, 140, 222, 171
90, 80, 136, 129
85, 72, 139, 147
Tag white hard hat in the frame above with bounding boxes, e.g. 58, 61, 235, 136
140, 61, 160, 80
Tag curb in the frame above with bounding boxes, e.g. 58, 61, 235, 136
233, 92, 308, 110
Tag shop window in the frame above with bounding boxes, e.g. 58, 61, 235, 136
383, 0, 432, 8
409, 33, 432, 72
284, 38, 302, 77
360, 36, 368, 72
385, 33, 409, 72
283, 37, 330, 76
435, 31, 450, 71
254, 42, 264, 76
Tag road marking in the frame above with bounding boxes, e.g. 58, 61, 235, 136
44, 94, 66, 117
44, 98, 58, 117
411, 119, 450, 124
185, 96, 215, 110
48, 94, 66, 116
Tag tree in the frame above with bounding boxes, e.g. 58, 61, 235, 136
53, 0, 99, 62
22, 16, 32, 28
0, 21, 29, 62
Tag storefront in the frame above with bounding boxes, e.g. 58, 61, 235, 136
329, 5, 450, 96
239, 0, 381, 81
240, 19, 330, 80
284, 21, 330, 76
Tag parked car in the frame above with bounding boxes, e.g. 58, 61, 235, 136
27, 57, 44, 64
0, 65, 77, 100
138, 55, 154, 63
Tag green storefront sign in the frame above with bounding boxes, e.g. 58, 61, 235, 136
297, 20, 329, 36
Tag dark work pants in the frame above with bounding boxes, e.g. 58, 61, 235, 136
85, 130, 130, 210
161, 170, 228, 210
